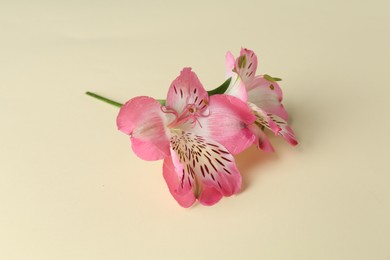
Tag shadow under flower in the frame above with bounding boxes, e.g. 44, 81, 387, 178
235, 145, 279, 192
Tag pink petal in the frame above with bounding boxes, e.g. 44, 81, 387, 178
225, 51, 235, 76
170, 147, 194, 195
281, 125, 298, 146
198, 186, 223, 206
166, 68, 209, 116
130, 137, 170, 161
196, 94, 256, 155
247, 76, 288, 120
251, 104, 297, 146
248, 75, 283, 99
248, 124, 275, 152
224, 73, 248, 102
170, 130, 242, 198
235, 48, 258, 83
162, 156, 196, 208
249, 103, 282, 134
117, 96, 170, 161
225, 51, 248, 102
266, 113, 298, 146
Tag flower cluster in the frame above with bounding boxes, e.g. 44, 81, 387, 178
116, 48, 297, 207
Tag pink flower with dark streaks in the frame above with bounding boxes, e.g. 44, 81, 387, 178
117, 68, 255, 207
225, 48, 298, 152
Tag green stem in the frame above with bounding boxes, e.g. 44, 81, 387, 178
85, 92, 123, 108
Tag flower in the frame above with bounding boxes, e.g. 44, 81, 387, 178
225, 48, 298, 152
116, 68, 256, 207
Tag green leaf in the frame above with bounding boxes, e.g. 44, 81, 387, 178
207, 77, 232, 96
264, 74, 282, 82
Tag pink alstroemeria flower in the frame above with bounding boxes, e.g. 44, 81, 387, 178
117, 68, 255, 207
225, 48, 298, 152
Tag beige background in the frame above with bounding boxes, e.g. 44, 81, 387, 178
1, 0, 389, 259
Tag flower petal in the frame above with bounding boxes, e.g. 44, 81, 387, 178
247, 76, 288, 120
248, 124, 275, 152
224, 73, 248, 102
225, 51, 236, 76
266, 113, 298, 146
169, 146, 195, 196
225, 52, 247, 102
117, 96, 170, 161
250, 103, 297, 146
166, 68, 209, 115
169, 130, 242, 197
162, 156, 196, 208
249, 102, 282, 134
195, 94, 256, 154
235, 48, 258, 83
198, 186, 223, 206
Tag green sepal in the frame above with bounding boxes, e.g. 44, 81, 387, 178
156, 99, 166, 106
264, 74, 282, 82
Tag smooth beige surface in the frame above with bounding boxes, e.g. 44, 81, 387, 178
1, 1, 389, 259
